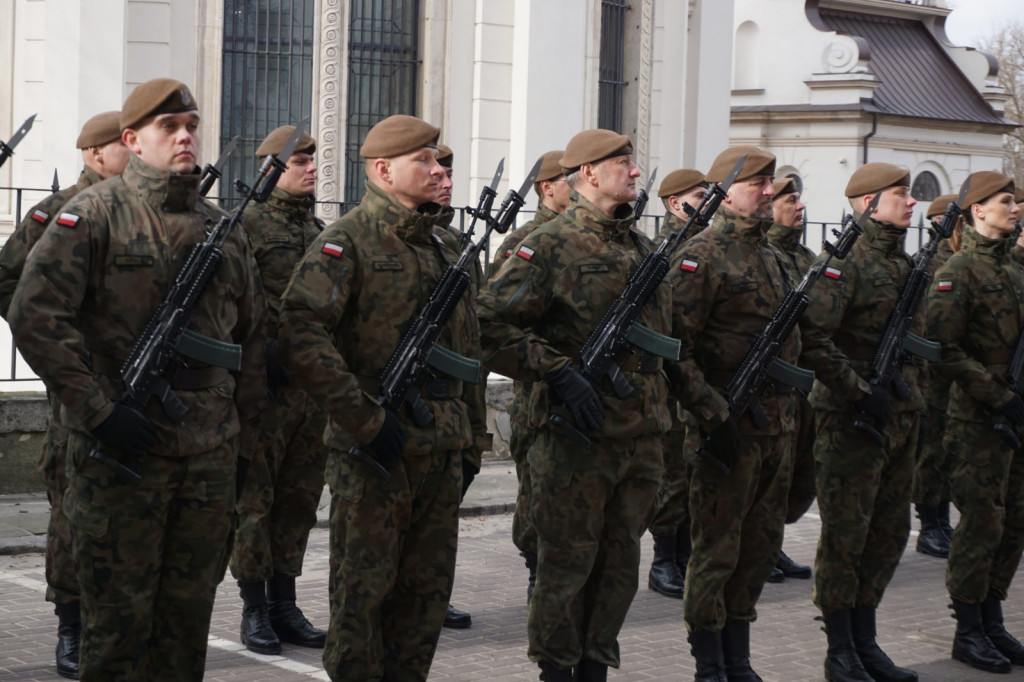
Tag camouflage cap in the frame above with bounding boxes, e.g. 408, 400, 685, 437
925, 194, 956, 220
437, 144, 454, 168
120, 78, 198, 130
561, 129, 633, 173
256, 125, 316, 157
845, 162, 910, 198
76, 111, 122, 149
772, 177, 798, 200
360, 114, 439, 159
705, 145, 776, 183
659, 169, 707, 198
535, 150, 565, 183
961, 171, 1015, 209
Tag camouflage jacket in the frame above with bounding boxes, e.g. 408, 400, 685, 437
926, 229, 1024, 421
766, 222, 816, 281
488, 203, 559, 277
8, 154, 268, 459
278, 181, 487, 460
478, 190, 689, 440
922, 237, 956, 410
800, 216, 925, 412
671, 206, 799, 435
0, 167, 105, 319
240, 187, 322, 340
654, 210, 705, 247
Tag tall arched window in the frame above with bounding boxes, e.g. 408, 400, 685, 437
911, 171, 941, 202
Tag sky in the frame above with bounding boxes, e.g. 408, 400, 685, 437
944, 0, 1024, 45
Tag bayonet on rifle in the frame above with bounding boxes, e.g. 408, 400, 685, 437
459, 158, 504, 249
632, 167, 658, 224
199, 134, 240, 197
0, 114, 36, 170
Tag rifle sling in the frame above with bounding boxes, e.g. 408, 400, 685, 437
177, 329, 243, 371
625, 323, 681, 361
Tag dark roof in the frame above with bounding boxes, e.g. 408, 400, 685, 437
818, 8, 1010, 126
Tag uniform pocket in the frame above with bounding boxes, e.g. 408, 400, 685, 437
74, 499, 110, 540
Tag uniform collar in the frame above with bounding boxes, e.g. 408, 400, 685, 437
122, 153, 200, 213
565, 190, 635, 242
363, 180, 442, 243
859, 215, 908, 254
657, 210, 703, 244
961, 226, 1012, 260
77, 166, 105, 191
713, 205, 769, 243
265, 186, 317, 222
766, 222, 804, 252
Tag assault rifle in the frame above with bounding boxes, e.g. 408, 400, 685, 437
88, 120, 309, 483
198, 135, 240, 197
714, 193, 881, 446
0, 114, 35, 170
548, 155, 747, 443
631, 167, 658, 225
852, 181, 969, 444
460, 159, 504, 249
350, 157, 542, 479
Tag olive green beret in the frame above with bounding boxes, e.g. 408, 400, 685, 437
561, 129, 633, 172
658, 169, 707, 198
360, 114, 439, 159
436, 144, 454, 168
961, 171, 1015, 209
256, 125, 316, 157
705, 145, 776, 183
76, 111, 122, 149
535, 150, 565, 183
772, 177, 797, 199
925, 194, 956, 220
845, 162, 910, 198
120, 79, 197, 130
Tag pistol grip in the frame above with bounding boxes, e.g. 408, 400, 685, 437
88, 447, 142, 485
404, 388, 435, 428
606, 363, 635, 399
853, 415, 885, 446
347, 445, 392, 480
549, 412, 592, 445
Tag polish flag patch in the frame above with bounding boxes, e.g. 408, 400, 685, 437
30, 209, 49, 224
824, 267, 842, 280
321, 242, 344, 258
937, 280, 953, 292
504, 248, 513, 258
516, 245, 535, 261
56, 213, 79, 228
679, 259, 699, 272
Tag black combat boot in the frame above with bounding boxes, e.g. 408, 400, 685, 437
538, 660, 573, 681
776, 550, 812, 579
444, 603, 472, 629
575, 658, 608, 681
951, 599, 1011, 673
914, 505, 949, 558
54, 602, 80, 680
937, 501, 954, 541
523, 551, 538, 604
980, 597, 1024, 665
239, 580, 282, 654
676, 525, 692, 578
822, 610, 874, 682
850, 606, 918, 681
649, 534, 685, 598
721, 620, 763, 681
766, 566, 785, 583
267, 575, 326, 647
688, 630, 728, 682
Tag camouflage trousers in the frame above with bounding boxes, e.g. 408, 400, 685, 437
946, 419, 1024, 603
231, 385, 328, 581
648, 422, 692, 537
41, 390, 76, 605
323, 446, 461, 682
527, 429, 662, 669
509, 380, 537, 555
913, 398, 952, 506
684, 432, 793, 632
786, 398, 817, 524
812, 410, 917, 612
66, 430, 236, 682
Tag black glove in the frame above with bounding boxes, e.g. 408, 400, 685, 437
91, 404, 157, 455
369, 409, 405, 468
1000, 393, 1024, 427
546, 362, 605, 433
854, 384, 892, 425
461, 457, 480, 499
703, 416, 740, 474
265, 342, 290, 390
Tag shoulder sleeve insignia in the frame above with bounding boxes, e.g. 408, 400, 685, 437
937, 280, 953, 292
30, 209, 49, 224
503, 248, 513, 259
56, 212, 80, 228
321, 242, 344, 258
824, 266, 842, 280
679, 258, 699, 272
516, 245, 535, 261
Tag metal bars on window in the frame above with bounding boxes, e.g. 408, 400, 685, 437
599, 0, 630, 133
345, 0, 421, 205
220, 0, 315, 204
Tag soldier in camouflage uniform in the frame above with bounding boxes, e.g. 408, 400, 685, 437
671, 146, 800, 682
8, 79, 267, 681
487, 149, 567, 602
231, 125, 328, 654
278, 115, 488, 682
765, 177, 815, 584
800, 163, 922, 682
0, 110, 128, 679
926, 172, 1024, 675
914, 194, 958, 559
646, 168, 708, 600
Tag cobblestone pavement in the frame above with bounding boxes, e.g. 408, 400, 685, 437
2, 507, 1024, 680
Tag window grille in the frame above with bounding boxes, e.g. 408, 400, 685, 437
598, 0, 630, 133
911, 171, 941, 202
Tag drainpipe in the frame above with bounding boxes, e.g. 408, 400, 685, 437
862, 112, 878, 165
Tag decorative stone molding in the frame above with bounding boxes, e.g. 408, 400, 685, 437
823, 35, 868, 74
636, 0, 654, 174
315, 0, 345, 220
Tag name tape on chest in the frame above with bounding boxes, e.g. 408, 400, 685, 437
30, 209, 49, 224
679, 259, 699, 272
321, 242, 344, 258
937, 280, 953, 292
56, 212, 80, 228
824, 267, 842, 280
516, 245, 535, 261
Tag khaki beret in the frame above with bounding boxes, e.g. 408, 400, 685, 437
658, 169, 707, 198
360, 114, 439, 159
437, 144, 454, 168
256, 125, 316, 157
961, 171, 1015, 209
561, 129, 633, 172
845, 162, 910, 198
705, 145, 776, 183
772, 177, 798, 199
925, 194, 956, 220
535, 150, 565, 184
76, 111, 122, 149
120, 79, 197, 130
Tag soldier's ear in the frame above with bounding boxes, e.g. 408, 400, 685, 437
123, 128, 142, 155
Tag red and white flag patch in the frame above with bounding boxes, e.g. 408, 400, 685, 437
824, 267, 841, 280
321, 242, 344, 258
937, 280, 953, 292
504, 248, 513, 258
30, 209, 49, 224
56, 213, 79, 228
516, 245, 535, 261
679, 259, 699, 272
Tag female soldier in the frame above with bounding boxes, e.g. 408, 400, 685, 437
927, 171, 1024, 675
